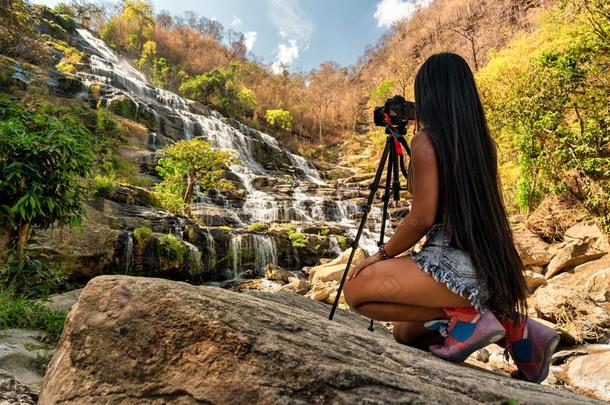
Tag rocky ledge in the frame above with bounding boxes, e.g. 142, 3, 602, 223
39, 276, 603, 404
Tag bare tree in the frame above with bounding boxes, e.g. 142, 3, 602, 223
448, 0, 484, 71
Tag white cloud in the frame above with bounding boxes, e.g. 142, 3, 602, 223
271, 40, 299, 74
267, 0, 314, 44
231, 16, 242, 26
373, 0, 433, 28
243, 31, 257, 52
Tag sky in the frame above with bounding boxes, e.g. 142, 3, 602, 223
33, 0, 433, 72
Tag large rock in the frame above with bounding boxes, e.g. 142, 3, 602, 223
566, 351, 610, 401
0, 368, 37, 405
40, 276, 603, 404
0, 330, 49, 392
512, 228, 554, 267
308, 247, 367, 283
548, 254, 610, 303
546, 223, 608, 279
529, 285, 610, 343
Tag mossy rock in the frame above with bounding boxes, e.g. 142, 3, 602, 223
106, 96, 137, 121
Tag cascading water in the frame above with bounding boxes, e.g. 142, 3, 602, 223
75, 28, 391, 276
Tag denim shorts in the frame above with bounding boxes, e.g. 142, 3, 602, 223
410, 224, 489, 312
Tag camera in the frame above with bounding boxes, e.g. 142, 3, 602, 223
373, 95, 416, 130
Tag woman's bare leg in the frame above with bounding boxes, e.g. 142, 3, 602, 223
343, 255, 470, 320
393, 321, 443, 350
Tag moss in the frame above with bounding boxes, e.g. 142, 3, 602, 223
247, 222, 269, 233
288, 231, 307, 249
108, 96, 137, 120
320, 227, 331, 237
158, 234, 186, 269
336, 235, 349, 250
185, 249, 202, 277
134, 226, 153, 246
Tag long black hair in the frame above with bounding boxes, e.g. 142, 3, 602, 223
414, 52, 528, 320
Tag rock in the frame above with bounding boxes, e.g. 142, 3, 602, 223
512, 228, 554, 267
524, 270, 547, 294
0, 330, 49, 392
548, 254, 610, 303
231, 278, 284, 293
306, 280, 344, 305
546, 223, 608, 279
551, 349, 588, 365
0, 369, 37, 405
107, 185, 156, 207
308, 248, 367, 284
264, 264, 292, 283
530, 285, 610, 343
41, 289, 82, 312
40, 276, 602, 404
585, 269, 610, 302
277, 277, 311, 295
566, 352, 610, 401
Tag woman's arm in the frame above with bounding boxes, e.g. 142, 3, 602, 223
382, 130, 440, 257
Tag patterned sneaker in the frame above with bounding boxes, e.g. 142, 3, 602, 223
426, 307, 505, 362
502, 318, 560, 383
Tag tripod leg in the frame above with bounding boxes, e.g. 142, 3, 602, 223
378, 146, 395, 246
328, 138, 392, 321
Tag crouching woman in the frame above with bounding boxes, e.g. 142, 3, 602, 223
343, 52, 559, 383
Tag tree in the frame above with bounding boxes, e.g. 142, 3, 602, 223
0, 95, 94, 254
154, 139, 233, 214
265, 109, 293, 131
448, 0, 484, 71
100, 0, 154, 53
137, 40, 172, 87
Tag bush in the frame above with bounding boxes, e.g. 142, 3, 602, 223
265, 109, 293, 132
247, 222, 269, 232
0, 252, 66, 299
0, 288, 66, 344
336, 235, 349, 250
158, 234, 186, 268
288, 231, 307, 249
91, 174, 117, 198
133, 226, 153, 245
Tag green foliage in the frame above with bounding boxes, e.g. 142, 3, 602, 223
335, 235, 349, 251
155, 139, 233, 211
47, 39, 83, 74
368, 78, 396, 109
288, 231, 307, 248
0, 252, 66, 299
0, 94, 94, 250
0, 288, 66, 344
152, 186, 188, 215
137, 40, 172, 87
247, 222, 269, 232
179, 63, 256, 118
100, 0, 154, 54
91, 174, 117, 198
133, 226, 153, 245
477, 3, 610, 229
319, 227, 331, 237
265, 109, 293, 131
158, 234, 186, 268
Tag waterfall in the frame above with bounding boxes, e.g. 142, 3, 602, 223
124, 231, 134, 274
329, 236, 342, 256
229, 233, 277, 279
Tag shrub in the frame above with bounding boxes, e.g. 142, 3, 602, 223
265, 109, 293, 132
288, 231, 307, 249
133, 226, 153, 245
336, 235, 349, 250
247, 222, 269, 232
320, 227, 331, 237
91, 174, 117, 198
158, 234, 186, 268
0, 252, 66, 299
0, 288, 66, 344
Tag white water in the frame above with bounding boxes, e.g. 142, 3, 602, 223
229, 234, 278, 279
76, 28, 388, 267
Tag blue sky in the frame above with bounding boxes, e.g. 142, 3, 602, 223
33, 0, 432, 72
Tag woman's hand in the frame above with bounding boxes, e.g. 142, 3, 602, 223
347, 253, 381, 281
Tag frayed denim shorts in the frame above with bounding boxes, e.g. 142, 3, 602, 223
410, 224, 489, 312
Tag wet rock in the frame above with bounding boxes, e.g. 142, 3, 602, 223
0, 368, 37, 405
529, 285, 610, 343
512, 228, 554, 267
190, 203, 242, 227
39, 276, 602, 404
565, 351, 610, 401
264, 264, 292, 283
546, 223, 608, 279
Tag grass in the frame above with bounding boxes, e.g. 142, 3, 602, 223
0, 288, 66, 344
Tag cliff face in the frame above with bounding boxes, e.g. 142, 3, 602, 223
39, 275, 603, 404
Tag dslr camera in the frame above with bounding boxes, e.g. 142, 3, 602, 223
373, 95, 416, 134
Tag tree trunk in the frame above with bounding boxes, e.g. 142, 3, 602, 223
183, 174, 196, 216
16, 222, 30, 255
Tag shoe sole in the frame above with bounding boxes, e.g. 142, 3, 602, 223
513, 334, 560, 384
434, 330, 506, 363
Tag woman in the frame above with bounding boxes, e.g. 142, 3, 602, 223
343, 52, 559, 383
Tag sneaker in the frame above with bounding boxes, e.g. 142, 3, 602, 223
427, 307, 505, 362
502, 318, 560, 383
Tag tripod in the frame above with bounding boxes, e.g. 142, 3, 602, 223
328, 121, 412, 330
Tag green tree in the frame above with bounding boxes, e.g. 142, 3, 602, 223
137, 40, 172, 87
265, 109, 293, 131
0, 95, 94, 253
100, 0, 154, 54
154, 139, 233, 214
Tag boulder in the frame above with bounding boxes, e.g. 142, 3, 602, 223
565, 352, 610, 401
40, 276, 602, 404
0, 330, 49, 392
306, 280, 344, 305
546, 223, 608, 279
264, 264, 292, 283
524, 270, 547, 294
309, 248, 367, 284
529, 285, 610, 343
277, 277, 311, 295
548, 254, 610, 303
512, 228, 554, 267
0, 369, 37, 405
41, 289, 82, 312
